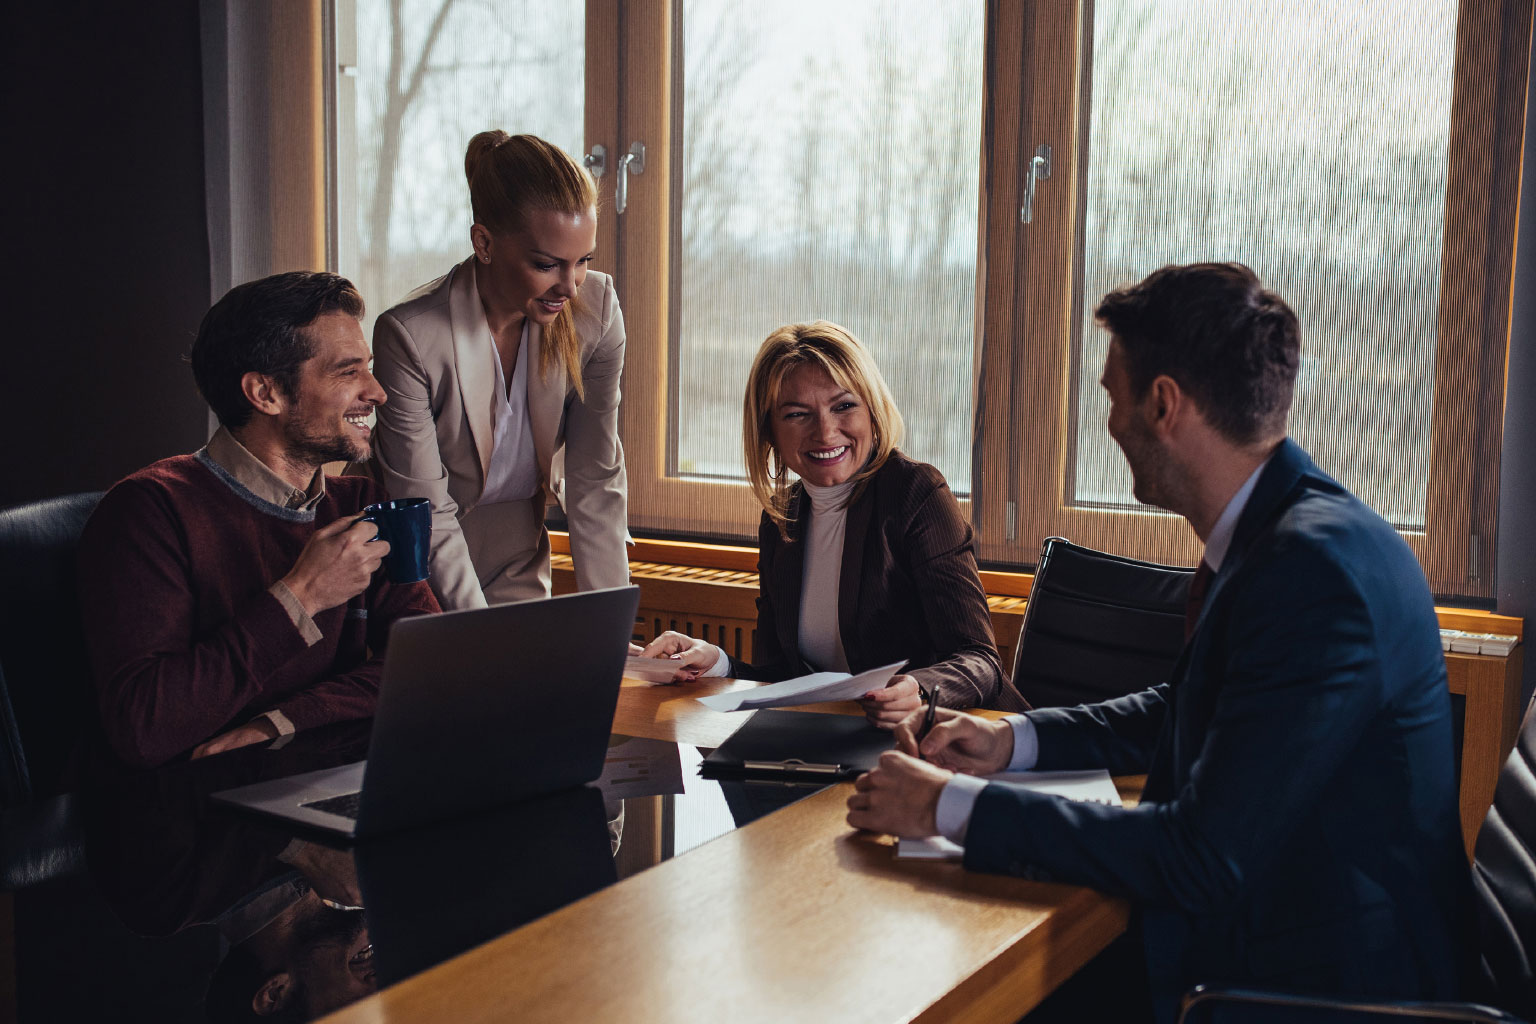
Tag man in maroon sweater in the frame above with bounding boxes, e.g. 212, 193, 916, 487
79, 272, 441, 769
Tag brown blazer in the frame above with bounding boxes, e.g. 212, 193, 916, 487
731, 452, 1024, 710
371, 259, 629, 610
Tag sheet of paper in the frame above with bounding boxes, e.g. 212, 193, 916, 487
624, 655, 683, 683
593, 735, 686, 799
895, 768, 1121, 860
897, 836, 965, 860
695, 660, 907, 712
986, 768, 1121, 805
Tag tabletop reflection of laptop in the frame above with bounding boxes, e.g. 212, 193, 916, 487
212, 585, 641, 839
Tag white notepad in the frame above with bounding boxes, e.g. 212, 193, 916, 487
896, 768, 1122, 860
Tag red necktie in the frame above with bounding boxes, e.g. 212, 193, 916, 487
1184, 560, 1213, 641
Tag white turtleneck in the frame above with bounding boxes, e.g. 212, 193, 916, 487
796, 477, 856, 672
701, 476, 858, 677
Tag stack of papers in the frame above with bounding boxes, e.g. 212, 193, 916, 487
695, 661, 907, 712
896, 768, 1122, 860
1439, 629, 1520, 656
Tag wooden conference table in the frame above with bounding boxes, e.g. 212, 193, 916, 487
320, 676, 1141, 1024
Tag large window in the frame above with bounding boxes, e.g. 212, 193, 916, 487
336, 0, 585, 339
672, 1, 982, 491
988, 0, 1529, 597
1070, 0, 1456, 529
332, 0, 1532, 598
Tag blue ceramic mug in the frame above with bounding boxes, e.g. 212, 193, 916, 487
360, 497, 431, 584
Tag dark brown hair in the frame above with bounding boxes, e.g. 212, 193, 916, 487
1095, 262, 1300, 444
190, 271, 364, 429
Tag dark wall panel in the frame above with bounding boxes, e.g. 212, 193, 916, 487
2, 0, 210, 507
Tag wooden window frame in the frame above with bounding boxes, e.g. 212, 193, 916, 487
611, 0, 1003, 541
604, 0, 769, 540
979, 0, 1532, 597
589, 0, 1525, 597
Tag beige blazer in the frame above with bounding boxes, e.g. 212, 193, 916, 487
371, 258, 629, 610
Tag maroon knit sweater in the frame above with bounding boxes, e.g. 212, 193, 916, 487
77, 452, 441, 768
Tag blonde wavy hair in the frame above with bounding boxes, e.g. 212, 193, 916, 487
743, 321, 905, 538
464, 130, 596, 396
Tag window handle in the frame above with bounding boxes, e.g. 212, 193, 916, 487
616, 141, 646, 215
1020, 143, 1052, 224
583, 144, 607, 180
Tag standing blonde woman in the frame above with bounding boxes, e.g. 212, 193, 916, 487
644, 321, 1022, 725
372, 132, 629, 608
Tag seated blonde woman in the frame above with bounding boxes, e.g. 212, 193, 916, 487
644, 321, 1024, 727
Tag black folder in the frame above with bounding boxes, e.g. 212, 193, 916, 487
699, 710, 896, 781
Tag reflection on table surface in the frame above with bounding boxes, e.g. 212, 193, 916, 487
7, 721, 827, 1024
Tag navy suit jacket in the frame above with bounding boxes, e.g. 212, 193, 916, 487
963, 440, 1472, 1020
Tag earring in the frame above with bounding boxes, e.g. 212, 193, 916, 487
480, 253, 491, 264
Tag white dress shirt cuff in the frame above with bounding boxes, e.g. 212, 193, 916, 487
269, 580, 322, 647
703, 645, 732, 678
256, 709, 296, 737
935, 773, 990, 843
1007, 715, 1040, 770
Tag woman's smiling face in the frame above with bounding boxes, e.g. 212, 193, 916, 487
769, 362, 872, 487
478, 205, 598, 325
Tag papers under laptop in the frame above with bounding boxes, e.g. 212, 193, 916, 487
896, 769, 1123, 860
211, 585, 641, 839
695, 660, 906, 712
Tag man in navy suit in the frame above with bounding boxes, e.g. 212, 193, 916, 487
847, 263, 1471, 1021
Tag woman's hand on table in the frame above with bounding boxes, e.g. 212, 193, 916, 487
860, 673, 923, 730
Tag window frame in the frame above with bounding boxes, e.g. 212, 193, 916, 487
332, 0, 1532, 600
612, 0, 1001, 541
971, 0, 1531, 599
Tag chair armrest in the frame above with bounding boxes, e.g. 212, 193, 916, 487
1179, 985, 1524, 1024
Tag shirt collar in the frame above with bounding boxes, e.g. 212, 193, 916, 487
1202, 456, 1270, 572
203, 426, 326, 511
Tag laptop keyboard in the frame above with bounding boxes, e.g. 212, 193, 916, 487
301, 791, 362, 820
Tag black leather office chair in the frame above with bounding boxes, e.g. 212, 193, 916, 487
0, 492, 103, 893
0, 660, 28, 809
1177, 693, 1536, 1024
1011, 537, 1194, 709
0, 491, 104, 805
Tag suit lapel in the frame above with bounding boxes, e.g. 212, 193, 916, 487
1184, 438, 1312, 643
1157, 441, 1324, 799
526, 319, 566, 494
837, 478, 874, 665
447, 259, 496, 485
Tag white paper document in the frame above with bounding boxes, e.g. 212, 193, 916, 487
896, 768, 1122, 860
624, 655, 683, 683
695, 660, 907, 713
593, 735, 686, 800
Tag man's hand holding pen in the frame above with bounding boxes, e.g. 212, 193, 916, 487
900, 706, 1015, 776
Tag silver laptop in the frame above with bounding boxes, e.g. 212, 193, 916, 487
211, 585, 641, 838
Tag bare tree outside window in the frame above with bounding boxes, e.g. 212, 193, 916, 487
674, 0, 985, 492
1071, 0, 1456, 529
347, 0, 585, 338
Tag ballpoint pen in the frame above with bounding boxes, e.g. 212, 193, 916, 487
916, 683, 939, 758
